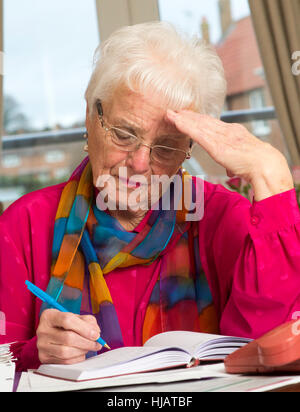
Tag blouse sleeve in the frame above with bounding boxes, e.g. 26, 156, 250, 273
0, 185, 62, 371
201, 186, 300, 339
0, 221, 41, 371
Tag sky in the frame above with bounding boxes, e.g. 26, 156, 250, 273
3, 0, 250, 131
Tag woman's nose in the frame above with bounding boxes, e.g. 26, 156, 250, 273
126, 145, 151, 175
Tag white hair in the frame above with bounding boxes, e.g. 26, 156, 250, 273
85, 21, 227, 118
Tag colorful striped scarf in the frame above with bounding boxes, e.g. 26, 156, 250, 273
42, 157, 218, 350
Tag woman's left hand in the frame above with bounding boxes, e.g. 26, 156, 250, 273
166, 110, 294, 201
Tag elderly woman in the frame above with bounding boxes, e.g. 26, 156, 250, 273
1, 22, 299, 372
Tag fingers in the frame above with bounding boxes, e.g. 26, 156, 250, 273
48, 355, 87, 365
47, 328, 102, 351
37, 340, 88, 365
37, 309, 102, 365
45, 309, 101, 341
226, 169, 235, 178
80, 314, 100, 329
165, 109, 265, 179
166, 110, 221, 152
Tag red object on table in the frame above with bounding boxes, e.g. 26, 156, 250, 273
225, 320, 300, 374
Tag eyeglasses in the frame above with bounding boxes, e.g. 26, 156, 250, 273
96, 100, 192, 168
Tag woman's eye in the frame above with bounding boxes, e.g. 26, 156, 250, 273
114, 130, 136, 142
156, 147, 174, 158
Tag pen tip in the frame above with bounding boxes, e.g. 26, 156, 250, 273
104, 344, 111, 350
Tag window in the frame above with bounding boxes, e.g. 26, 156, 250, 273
45, 150, 65, 164
249, 89, 271, 138
2, 154, 21, 168
0, 0, 293, 210
4, 0, 98, 134
1, 0, 99, 209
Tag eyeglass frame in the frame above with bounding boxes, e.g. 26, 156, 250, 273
95, 100, 193, 165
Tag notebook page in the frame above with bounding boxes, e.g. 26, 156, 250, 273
144, 331, 226, 353
144, 331, 251, 357
0, 344, 16, 392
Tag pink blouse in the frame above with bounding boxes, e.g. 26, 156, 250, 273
0, 178, 300, 372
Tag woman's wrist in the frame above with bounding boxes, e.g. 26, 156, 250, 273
249, 159, 294, 202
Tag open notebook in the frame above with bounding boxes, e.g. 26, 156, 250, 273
36, 330, 251, 382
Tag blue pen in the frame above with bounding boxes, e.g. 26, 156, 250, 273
25, 280, 110, 350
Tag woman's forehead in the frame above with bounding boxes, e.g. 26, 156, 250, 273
105, 87, 183, 133
109, 88, 168, 114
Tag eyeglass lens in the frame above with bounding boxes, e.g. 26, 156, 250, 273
107, 128, 187, 166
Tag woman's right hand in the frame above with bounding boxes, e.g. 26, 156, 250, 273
36, 309, 102, 365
